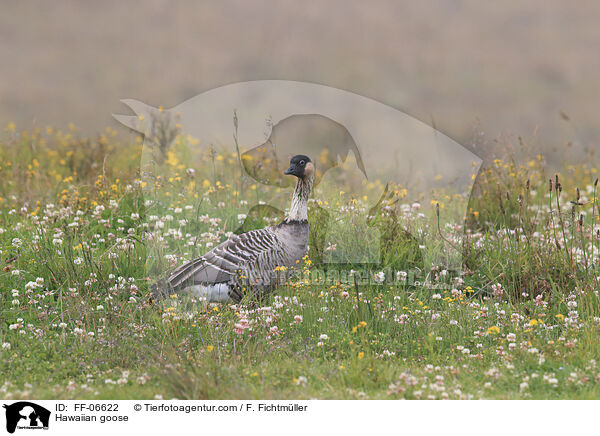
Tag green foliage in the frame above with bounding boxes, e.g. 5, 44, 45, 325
1, 128, 600, 399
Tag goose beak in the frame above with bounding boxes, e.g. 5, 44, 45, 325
284, 165, 295, 175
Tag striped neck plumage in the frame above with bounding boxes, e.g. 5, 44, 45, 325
287, 175, 313, 222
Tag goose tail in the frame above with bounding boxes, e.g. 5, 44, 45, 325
150, 257, 238, 303
151, 280, 233, 303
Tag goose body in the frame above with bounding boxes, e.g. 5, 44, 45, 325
156, 155, 314, 302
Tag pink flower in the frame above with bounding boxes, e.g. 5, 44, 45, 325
234, 317, 250, 335
491, 283, 503, 297
535, 294, 547, 307
294, 315, 303, 323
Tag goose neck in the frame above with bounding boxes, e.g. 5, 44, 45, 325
287, 176, 313, 221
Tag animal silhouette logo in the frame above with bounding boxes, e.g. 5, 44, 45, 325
3, 402, 50, 433
114, 80, 481, 281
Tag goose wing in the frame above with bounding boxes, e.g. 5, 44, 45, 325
167, 227, 281, 290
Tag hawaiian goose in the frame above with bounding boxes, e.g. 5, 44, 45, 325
155, 155, 314, 302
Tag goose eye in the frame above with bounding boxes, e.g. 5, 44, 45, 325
299, 160, 305, 166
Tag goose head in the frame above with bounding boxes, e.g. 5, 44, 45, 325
284, 155, 314, 180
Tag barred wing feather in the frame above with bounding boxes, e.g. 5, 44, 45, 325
167, 227, 282, 291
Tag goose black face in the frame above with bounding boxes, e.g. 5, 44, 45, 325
284, 155, 312, 178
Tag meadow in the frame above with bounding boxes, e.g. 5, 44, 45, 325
1, 123, 600, 400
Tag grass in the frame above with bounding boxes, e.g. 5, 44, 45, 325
1, 123, 600, 400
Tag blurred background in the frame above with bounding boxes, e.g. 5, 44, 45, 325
2, 0, 599, 161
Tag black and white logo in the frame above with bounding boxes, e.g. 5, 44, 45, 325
3, 402, 50, 434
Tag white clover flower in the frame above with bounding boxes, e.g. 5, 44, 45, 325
373, 271, 385, 283
1, 343, 10, 350
397, 271, 408, 281
295, 376, 307, 386
319, 334, 329, 341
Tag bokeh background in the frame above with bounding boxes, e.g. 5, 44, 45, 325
2, 0, 599, 162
